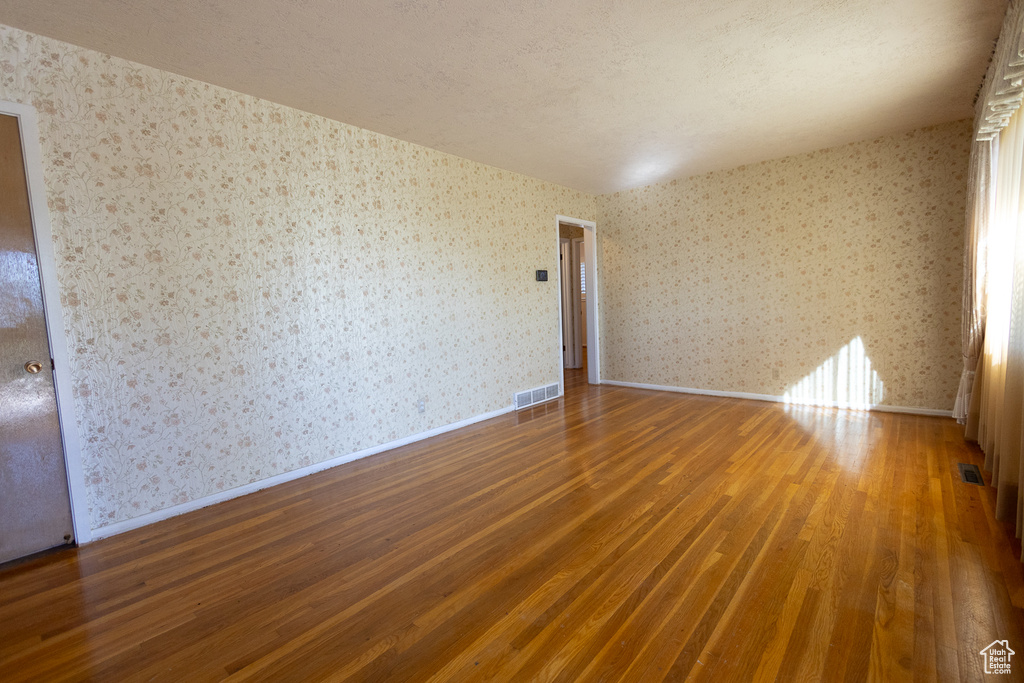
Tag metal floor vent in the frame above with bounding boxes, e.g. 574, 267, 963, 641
514, 383, 560, 410
957, 463, 984, 486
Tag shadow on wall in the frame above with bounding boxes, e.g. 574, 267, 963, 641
783, 337, 884, 410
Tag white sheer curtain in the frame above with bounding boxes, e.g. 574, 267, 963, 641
952, 140, 991, 422
962, 0, 1024, 561
969, 110, 1024, 553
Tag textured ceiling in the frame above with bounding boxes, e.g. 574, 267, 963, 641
0, 0, 1008, 194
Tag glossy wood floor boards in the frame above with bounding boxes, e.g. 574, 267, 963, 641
1, 365, 1022, 682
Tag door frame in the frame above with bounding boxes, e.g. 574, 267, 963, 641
2, 101, 91, 544
555, 215, 600, 391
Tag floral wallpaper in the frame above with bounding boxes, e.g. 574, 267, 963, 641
597, 121, 970, 411
0, 21, 971, 531
0, 25, 595, 529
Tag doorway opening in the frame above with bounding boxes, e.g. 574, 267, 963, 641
555, 215, 598, 395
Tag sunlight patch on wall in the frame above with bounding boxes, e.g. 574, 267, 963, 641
783, 337, 884, 410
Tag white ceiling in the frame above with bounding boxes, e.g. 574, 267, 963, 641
0, 0, 1007, 194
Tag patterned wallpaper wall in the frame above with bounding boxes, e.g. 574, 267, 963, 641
559, 223, 584, 239
597, 121, 970, 411
0, 25, 595, 529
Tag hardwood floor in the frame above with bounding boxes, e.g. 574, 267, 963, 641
2, 361, 1022, 681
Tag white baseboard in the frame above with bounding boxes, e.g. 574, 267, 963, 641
600, 380, 953, 417
90, 404, 516, 541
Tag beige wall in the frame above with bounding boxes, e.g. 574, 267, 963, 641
559, 223, 584, 239
597, 121, 970, 411
0, 25, 595, 529
0, 21, 971, 532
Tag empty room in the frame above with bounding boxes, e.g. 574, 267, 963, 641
1, 0, 1023, 680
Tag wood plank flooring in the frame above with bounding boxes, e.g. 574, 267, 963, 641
1, 363, 1022, 681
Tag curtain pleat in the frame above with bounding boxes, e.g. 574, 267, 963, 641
953, 138, 991, 423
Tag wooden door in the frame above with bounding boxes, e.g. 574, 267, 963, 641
0, 113, 74, 563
